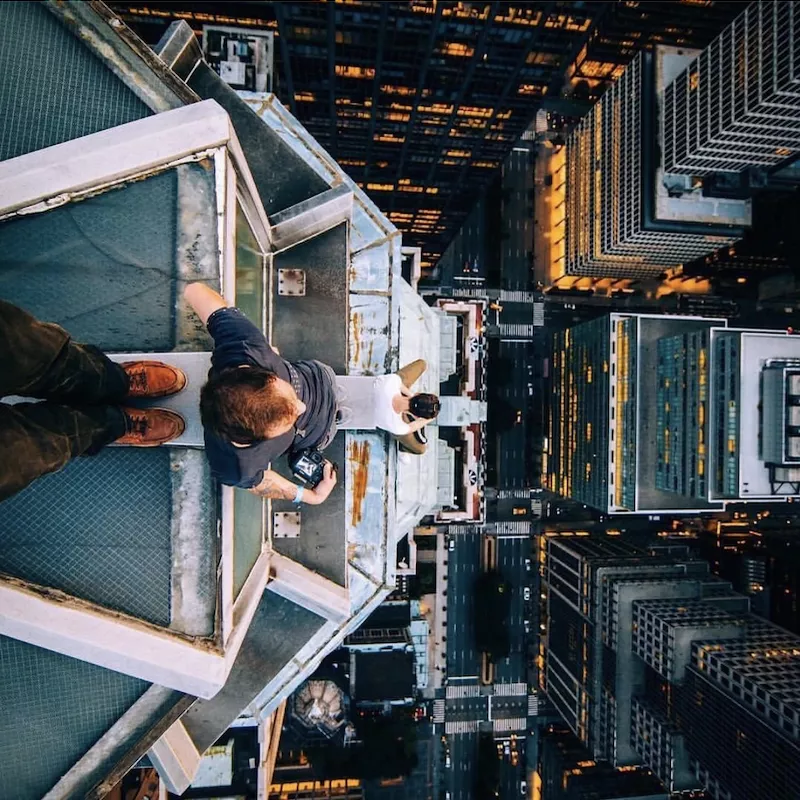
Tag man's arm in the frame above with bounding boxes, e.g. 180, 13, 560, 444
406, 417, 430, 434
248, 465, 337, 505
184, 282, 229, 326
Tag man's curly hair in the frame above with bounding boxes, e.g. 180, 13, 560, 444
200, 366, 297, 443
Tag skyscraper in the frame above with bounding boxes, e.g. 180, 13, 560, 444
548, 0, 800, 284
539, 534, 800, 800
546, 313, 800, 513
663, 1, 800, 175
555, 46, 749, 281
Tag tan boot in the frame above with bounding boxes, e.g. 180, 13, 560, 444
396, 359, 427, 389
122, 361, 187, 398
117, 407, 185, 446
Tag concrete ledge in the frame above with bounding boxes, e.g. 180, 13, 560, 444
148, 719, 201, 796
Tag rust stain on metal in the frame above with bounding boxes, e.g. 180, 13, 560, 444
348, 439, 371, 527
367, 339, 375, 370
352, 312, 362, 364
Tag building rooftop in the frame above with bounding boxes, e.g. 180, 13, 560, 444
0, 3, 446, 797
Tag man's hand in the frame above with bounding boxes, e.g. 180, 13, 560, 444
248, 464, 337, 505
305, 462, 337, 505
183, 282, 229, 326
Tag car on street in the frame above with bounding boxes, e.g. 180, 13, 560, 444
524, 619, 530, 633
448, 538, 455, 551
523, 587, 531, 601
525, 558, 531, 571
520, 781, 527, 795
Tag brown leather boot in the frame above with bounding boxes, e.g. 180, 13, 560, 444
122, 361, 187, 398
116, 407, 185, 446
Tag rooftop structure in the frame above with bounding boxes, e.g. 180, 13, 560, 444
546, 313, 800, 514
0, 4, 467, 798
540, 534, 800, 800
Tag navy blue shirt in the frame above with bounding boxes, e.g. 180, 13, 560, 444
204, 307, 337, 488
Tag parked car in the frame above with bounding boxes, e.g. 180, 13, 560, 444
448, 538, 455, 551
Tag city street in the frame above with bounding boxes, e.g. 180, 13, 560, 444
441, 528, 532, 799
494, 536, 532, 684
446, 529, 482, 679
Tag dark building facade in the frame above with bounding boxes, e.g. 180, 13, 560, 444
538, 725, 667, 800
110, 1, 748, 275
540, 534, 800, 800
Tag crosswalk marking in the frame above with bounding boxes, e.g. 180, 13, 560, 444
488, 520, 531, 535
499, 323, 535, 338
433, 699, 446, 723
499, 289, 536, 304
445, 720, 480, 735
446, 684, 481, 699
492, 718, 527, 733
494, 682, 528, 697
528, 694, 540, 716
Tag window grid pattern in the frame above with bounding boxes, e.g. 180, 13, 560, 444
656, 329, 710, 500
663, 1, 800, 174
693, 620, 800, 741
711, 332, 740, 497
563, 53, 739, 278
631, 697, 676, 789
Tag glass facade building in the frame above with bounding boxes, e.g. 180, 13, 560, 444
663, 1, 800, 175
547, 313, 800, 514
540, 534, 800, 800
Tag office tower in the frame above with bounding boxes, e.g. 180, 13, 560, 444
663, 2, 800, 175
538, 725, 667, 800
540, 535, 800, 800
549, 0, 800, 284
546, 313, 800, 513
557, 47, 749, 280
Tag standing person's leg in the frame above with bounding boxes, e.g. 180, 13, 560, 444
0, 300, 185, 501
0, 299, 129, 404
0, 402, 128, 502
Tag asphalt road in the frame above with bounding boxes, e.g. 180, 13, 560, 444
446, 529, 482, 679
442, 528, 533, 800
494, 536, 531, 683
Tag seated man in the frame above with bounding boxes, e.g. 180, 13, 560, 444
374, 359, 440, 454
0, 299, 186, 503
184, 283, 337, 506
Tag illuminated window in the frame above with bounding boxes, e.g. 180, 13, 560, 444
335, 64, 375, 79
418, 103, 454, 115
366, 182, 395, 191
374, 133, 405, 143
440, 41, 475, 58
294, 91, 316, 102
445, 149, 471, 158
518, 83, 544, 96
457, 105, 493, 119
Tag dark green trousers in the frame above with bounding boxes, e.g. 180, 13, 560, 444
0, 300, 129, 502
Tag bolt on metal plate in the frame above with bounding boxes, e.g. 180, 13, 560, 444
278, 269, 306, 296
273, 511, 301, 538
